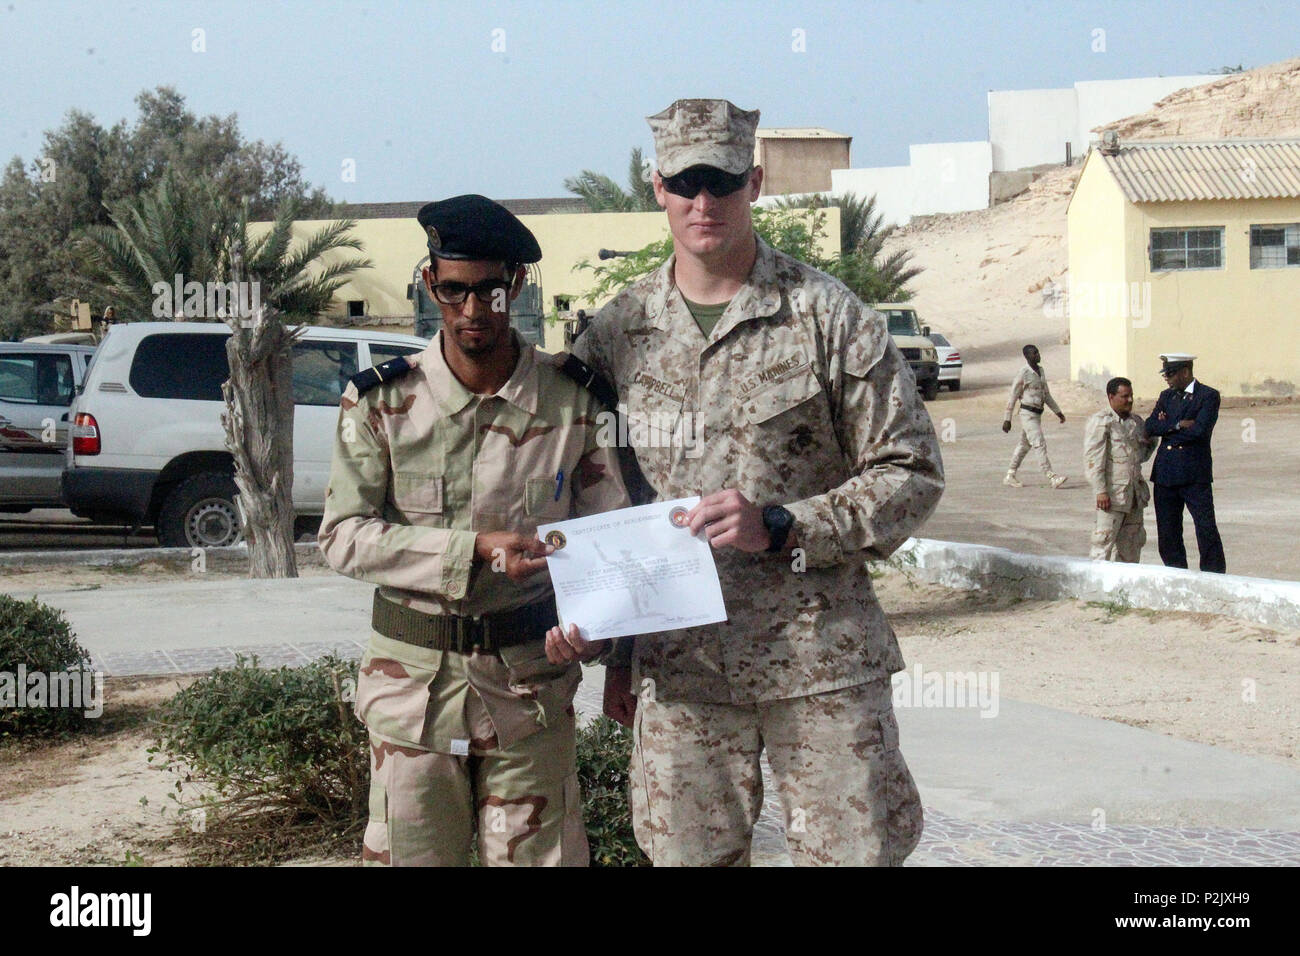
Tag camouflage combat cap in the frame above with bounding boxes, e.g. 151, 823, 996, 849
647, 98, 760, 176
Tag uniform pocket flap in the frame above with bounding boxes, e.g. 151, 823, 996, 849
393, 472, 443, 514
742, 366, 822, 425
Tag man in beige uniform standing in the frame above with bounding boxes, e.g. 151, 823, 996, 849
1003, 343, 1068, 488
570, 99, 944, 866
1084, 376, 1156, 562
318, 195, 628, 866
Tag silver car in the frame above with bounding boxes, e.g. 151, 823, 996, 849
0, 341, 96, 511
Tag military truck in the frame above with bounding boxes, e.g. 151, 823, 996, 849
408, 256, 546, 346
873, 302, 940, 401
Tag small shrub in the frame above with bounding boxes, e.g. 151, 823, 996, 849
577, 716, 648, 867
152, 654, 648, 866
0, 594, 96, 738
150, 653, 365, 863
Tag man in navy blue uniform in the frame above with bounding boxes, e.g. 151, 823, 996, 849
1144, 353, 1226, 573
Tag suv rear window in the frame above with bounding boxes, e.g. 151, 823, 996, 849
129, 333, 231, 400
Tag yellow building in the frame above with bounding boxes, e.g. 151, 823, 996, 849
1067, 139, 1300, 398
255, 200, 839, 353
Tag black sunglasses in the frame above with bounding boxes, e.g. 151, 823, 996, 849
660, 166, 751, 200
430, 279, 511, 306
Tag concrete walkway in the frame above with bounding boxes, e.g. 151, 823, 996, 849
10, 575, 1300, 866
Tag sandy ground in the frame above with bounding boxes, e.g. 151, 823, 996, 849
0, 564, 1295, 865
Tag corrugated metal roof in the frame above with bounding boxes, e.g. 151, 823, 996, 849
1101, 140, 1300, 202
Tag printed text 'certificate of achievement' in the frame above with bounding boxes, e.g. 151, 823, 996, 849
537, 497, 727, 642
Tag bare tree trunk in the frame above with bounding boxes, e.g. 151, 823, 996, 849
222, 298, 299, 579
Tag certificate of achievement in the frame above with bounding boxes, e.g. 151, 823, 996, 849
537, 497, 728, 642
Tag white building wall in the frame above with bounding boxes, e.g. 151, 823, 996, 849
987, 87, 1077, 171
908, 142, 992, 216
1073, 74, 1216, 147
988, 75, 1221, 172
829, 166, 913, 227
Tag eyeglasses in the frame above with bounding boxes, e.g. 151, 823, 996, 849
660, 166, 751, 200
430, 279, 511, 306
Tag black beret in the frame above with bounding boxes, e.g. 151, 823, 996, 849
415, 194, 541, 264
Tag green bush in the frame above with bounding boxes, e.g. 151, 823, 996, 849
0, 594, 96, 737
152, 655, 648, 865
149, 653, 366, 861
578, 716, 648, 867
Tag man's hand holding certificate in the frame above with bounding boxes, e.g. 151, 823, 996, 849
537, 496, 727, 644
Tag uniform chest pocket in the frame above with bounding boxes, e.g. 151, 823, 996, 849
393, 471, 444, 514
525, 476, 566, 517
741, 366, 824, 425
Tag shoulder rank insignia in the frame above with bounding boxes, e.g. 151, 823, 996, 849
349, 356, 413, 395
557, 353, 618, 409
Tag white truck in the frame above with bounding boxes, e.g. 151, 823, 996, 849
63, 322, 428, 548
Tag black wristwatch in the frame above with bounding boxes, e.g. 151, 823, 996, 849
762, 505, 794, 553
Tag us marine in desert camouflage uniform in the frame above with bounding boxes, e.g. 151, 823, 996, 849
1084, 376, 1155, 562
318, 195, 628, 866
1003, 344, 1068, 489
561, 99, 945, 866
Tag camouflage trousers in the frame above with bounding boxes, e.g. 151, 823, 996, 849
1090, 505, 1146, 562
1009, 409, 1053, 476
629, 678, 923, 866
362, 677, 587, 867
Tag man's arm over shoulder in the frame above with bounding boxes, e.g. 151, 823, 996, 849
784, 297, 944, 567
571, 385, 632, 518
317, 384, 476, 598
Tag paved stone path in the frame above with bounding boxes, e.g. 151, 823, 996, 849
96, 640, 1300, 867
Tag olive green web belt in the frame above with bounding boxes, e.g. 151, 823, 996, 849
371, 590, 557, 654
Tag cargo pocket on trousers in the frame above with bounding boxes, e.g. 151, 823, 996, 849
354, 634, 442, 746
879, 709, 924, 865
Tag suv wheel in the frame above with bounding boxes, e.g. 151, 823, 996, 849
921, 378, 940, 401
158, 472, 243, 548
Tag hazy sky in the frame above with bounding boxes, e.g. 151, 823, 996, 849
1, 0, 1293, 201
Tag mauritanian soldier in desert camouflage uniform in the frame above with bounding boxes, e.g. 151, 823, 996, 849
318, 195, 629, 866
1002, 344, 1068, 489
1084, 376, 1156, 563
559, 99, 944, 867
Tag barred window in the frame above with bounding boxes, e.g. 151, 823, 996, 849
1250, 224, 1300, 269
1150, 227, 1223, 271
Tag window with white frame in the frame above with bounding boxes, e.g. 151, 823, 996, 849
1250, 224, 1300, 268
1150, 227, 1223, 271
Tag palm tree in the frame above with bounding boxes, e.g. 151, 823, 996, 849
776, 191, 922, 302
564, 147, 659, 212
76, 171, 372, 577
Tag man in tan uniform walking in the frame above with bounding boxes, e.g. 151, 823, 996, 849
568, 99, 944, 866
1084, 376, 1156, 562
1003, 343, 1068, 489
318, 195, 629, 866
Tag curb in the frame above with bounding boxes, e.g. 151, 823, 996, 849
891, 537, 1300, 629
0, 541, 327, 571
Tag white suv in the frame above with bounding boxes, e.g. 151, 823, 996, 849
63, 322, 428, 548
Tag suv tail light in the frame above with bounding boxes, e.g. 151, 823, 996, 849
72, 412, 100, 455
